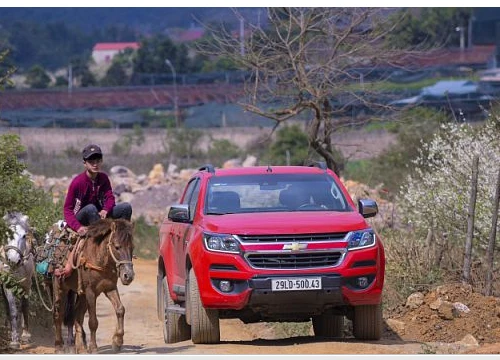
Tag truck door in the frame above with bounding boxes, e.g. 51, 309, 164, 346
171, 178, 200, 290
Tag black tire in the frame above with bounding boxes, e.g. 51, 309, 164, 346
188, 268, 220, 344
162, 276, 190, 343
312, 313, 344, 338
352, 303, 382, 340
157, 274, 163, 321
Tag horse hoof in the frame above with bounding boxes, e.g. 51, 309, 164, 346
9, 341, 20, 350
21, 334, 32, 344
112, 343, 121, 353
75, 346, 87, 354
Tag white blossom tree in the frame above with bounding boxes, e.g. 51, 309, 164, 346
399, 115, 500, 274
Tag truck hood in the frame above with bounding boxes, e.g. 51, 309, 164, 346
202, 211, 369, 235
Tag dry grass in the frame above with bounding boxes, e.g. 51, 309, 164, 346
1, 126, 396, 168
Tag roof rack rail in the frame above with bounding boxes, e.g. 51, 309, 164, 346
198, 164, 215, 174
306, 161, 328, 170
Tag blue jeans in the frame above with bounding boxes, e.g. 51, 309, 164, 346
76, 203, 132, 226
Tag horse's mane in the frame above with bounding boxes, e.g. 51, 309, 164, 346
3, 211, 29, 230
86, 218, 133, 246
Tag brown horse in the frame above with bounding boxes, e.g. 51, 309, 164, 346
52, 218, 135, 354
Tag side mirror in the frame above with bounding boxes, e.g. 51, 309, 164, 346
167, 204, 190, 223
358, 199, 378, 218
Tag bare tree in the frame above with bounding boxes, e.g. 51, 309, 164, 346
198, 8, 417, 174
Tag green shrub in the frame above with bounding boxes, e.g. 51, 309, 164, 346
163, 128, 204, 168
132, 216, 159, 260
261, 124, 309, 166
206, 139, 242, 167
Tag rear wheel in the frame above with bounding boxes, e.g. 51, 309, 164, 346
352, 304, 382, 340
188, 268, 220, 344
312, 313, 344, 338
162, 276, 190, 343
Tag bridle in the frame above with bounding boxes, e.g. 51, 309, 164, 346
1, 226, 34, 267
106, 228, 133, 270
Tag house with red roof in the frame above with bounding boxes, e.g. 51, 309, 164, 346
92, 42, 140, 64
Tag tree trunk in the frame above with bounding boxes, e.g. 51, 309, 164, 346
462, 155, 479, 285
485, 166, 500, 296
307, 113, 342, 176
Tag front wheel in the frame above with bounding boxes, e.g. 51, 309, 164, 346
312, 313, 344, 338
188, 268, 220, 344
352, 303, 382, 340
162, 276, 190, 343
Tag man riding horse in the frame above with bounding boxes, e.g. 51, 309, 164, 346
55, 144, 132, 278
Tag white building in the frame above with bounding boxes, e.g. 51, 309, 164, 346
92, 42, 140, 65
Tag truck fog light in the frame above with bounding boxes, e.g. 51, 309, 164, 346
219, 280, 233, 292
357, 276, 369, 289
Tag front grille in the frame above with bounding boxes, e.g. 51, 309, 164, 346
246, 251, 343, 269
238, 233, 348, 243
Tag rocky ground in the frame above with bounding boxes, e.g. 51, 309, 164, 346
385, 282, 500, 351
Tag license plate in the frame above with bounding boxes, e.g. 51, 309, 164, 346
271, 277, 322, 291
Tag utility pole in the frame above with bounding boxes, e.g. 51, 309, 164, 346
165, 59, 179, 128
456, 26, 465, 51
68, 64, 73, 94
468, 16, 474, 49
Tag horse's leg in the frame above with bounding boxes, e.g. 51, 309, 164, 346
20, 295, 32, 344
63, 290, 77, 353
85, 289, 99, 354
105, 289, 125, 353
52, 278, 65, 354
64, 290, 76, 346
1, 286, 9, 329
3, 286, 22, 349
74, 293, 88, 354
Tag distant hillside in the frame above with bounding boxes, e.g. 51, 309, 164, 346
0, 7, 265, 33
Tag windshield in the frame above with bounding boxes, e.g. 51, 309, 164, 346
205, 173, 350, 215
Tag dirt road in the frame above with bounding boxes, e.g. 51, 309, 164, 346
20, 258, 498, 355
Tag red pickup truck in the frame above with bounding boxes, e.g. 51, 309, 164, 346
157, 163, 385, 344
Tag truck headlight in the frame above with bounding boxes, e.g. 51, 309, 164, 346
204, 233, 240, 253
346, 230, 376, 250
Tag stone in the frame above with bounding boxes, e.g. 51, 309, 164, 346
437, 300, 457, 320
455, 334, 479, 346
148, 163, 165, 184
386, 318, 405, 335
406, 292, 425, 309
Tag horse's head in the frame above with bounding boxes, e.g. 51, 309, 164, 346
108, 219, 135, 286
3, 213, 31, 266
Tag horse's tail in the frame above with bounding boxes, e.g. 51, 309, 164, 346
63, 290, 76, 327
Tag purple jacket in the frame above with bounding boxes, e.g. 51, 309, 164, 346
63, 171, 115, 231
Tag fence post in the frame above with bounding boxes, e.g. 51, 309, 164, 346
485, 166, 500, 296
462, 154, 479, 285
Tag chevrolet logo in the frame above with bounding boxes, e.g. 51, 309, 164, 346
283, 242, 307, 251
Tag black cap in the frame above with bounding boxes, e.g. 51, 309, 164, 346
82, 144, 103, 160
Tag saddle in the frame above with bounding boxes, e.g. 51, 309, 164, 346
34, 220, 80, 277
